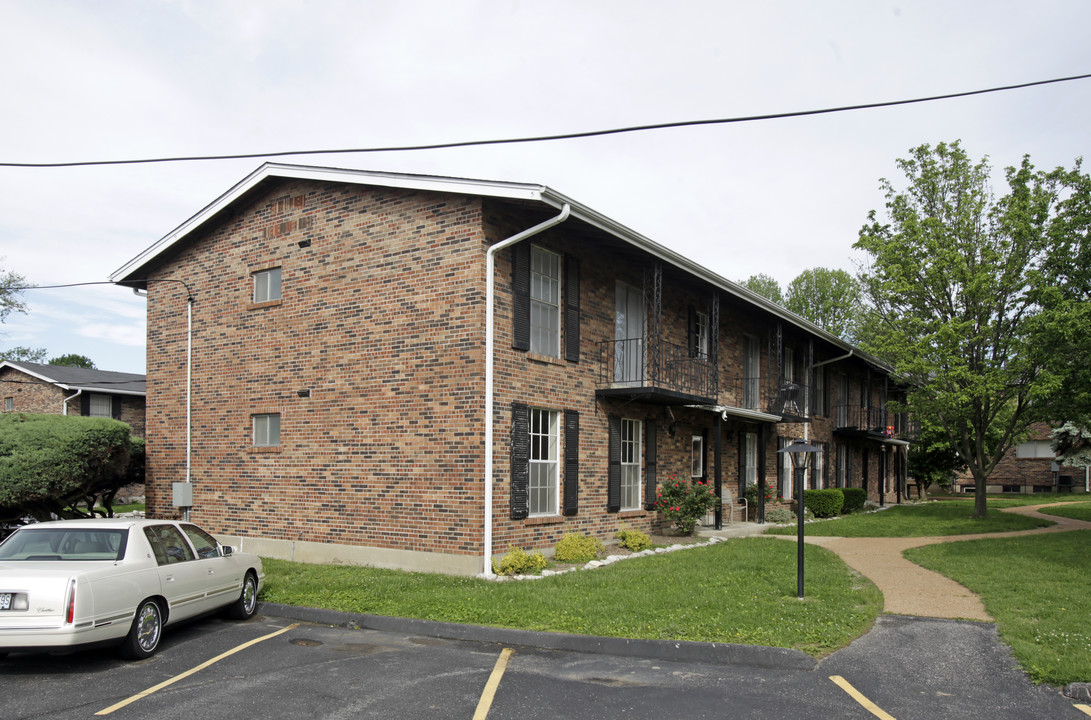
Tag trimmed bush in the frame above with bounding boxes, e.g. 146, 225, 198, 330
765, 507, 795, 524
803, 489, 844, 518
492, 546, 547, 576
553, 533, 604, 563
615, 527, 651, 552
841, 487, 866, 513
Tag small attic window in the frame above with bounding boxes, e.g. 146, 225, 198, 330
253, 267, 282, 303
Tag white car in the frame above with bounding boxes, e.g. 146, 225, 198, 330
0, 518, 264, 659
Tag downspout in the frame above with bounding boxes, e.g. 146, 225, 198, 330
62, 388, 82, 416
483, 203, 571, 576
185, 294, 193, 522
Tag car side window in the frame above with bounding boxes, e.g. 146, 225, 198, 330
181, 524, 220, 559
143, 525, 196, 565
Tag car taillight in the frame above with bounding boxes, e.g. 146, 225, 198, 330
65, 579, 76, 624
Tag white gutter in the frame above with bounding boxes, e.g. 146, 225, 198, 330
483, 204, 571, 576
61, 388, 82, 416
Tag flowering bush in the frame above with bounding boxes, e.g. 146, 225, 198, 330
654, 474, 720, 535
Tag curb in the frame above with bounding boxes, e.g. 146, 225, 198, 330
257, 601, 817, 671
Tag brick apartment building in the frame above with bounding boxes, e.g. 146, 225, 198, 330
110, 164, 914, 576
0, 360, 146, 438
954, 421, 1088, 495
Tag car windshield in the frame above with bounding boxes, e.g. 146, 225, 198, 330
0, 527, 129, 561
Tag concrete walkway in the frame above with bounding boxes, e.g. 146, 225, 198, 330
800, 501, 1091, 621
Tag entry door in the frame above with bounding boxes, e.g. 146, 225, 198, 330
614, 283, 644, 385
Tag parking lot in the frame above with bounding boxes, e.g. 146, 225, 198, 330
1, 611, 1085, 719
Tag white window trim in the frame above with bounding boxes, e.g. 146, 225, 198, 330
695, 311, 710, 359
528, 407, 559, 516
253, 267, 282, 303
88, 393, 113, 418
253, 413, 281, 447
529, 246, 561, 358
621, 418, 643, 511
691, 434, 704, 478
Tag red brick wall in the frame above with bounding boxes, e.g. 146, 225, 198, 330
139, 178, 910, 567
0, 367, 145, 438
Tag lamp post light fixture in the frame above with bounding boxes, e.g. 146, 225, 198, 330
778, 438, 820, 599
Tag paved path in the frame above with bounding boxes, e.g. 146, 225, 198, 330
803, 501, 1091, 620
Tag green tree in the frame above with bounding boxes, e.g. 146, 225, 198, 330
784, 267, 861, 341
0, 414, 143, 524
49, 354, 96, 368
739, 273, 784, 305
855, 141, 1071, 519
0, 264, 30, 323
0, 346, 48, 363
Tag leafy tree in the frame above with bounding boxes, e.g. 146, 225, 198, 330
0, 264, 30, 323
0, 346, 48, 363
1050, 422, 1091, 467
738, 273, 784, 305
784, 267, 861, 341
855, 141, 1073, 519
0, 414, 143, 525
49, 354, 96, 368
907, 422, 966, 493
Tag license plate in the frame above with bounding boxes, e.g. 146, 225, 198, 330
0, 593, 10, 610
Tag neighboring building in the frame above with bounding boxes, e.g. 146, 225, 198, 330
110, 163, 915, 576
0, 361, 146, 437
954, 422, 1088, 495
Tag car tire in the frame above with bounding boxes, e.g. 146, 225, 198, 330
227, 571, 258, 620
120, 599, 163, 660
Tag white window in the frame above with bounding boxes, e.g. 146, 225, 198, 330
4, 397, 13, 411
783, 346, 794, 383
530, 247, 561, 357
814, 445, 825, 489
253, 413, 281, 447
89, 394, 113, 418
778, 437, 792, 499
621, 419, 642, 511
744, 432, 759, 487
691, 434, 704, 478
837, 443, 848, 488
253, 267, 282, 303
528, 408, 559, 515
1015, 441, 1054, 459
812, 367, 825, 416
695, 311, 710, 359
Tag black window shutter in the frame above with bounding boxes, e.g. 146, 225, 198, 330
607, 415, 621, 513
512, 243, 530, 351
510, 403, 530, 519
644, 419, 657, 510
563, 409, 579, 515
80, 394, 90, 416
112, 396, 122, 420
687, 305, 697, 357
564, 255, 580, 362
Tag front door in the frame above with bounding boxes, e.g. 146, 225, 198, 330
614, 282, 644, 385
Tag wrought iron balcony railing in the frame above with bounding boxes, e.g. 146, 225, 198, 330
597, 337, 717, 403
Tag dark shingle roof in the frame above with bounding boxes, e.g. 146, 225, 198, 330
1, 361, 145, 396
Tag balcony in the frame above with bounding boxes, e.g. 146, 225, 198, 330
720, 376, 811, 422
834, 406, 920, 441
597, 337, 717, 404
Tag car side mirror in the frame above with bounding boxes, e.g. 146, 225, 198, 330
220, 545, 234, 557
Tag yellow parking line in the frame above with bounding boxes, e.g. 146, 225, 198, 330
1074, 704, 1091, 716
95, 623, 300, 715
829, 675, 897, 720
472, 648, 514, 720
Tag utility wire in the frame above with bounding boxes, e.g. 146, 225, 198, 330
2, 72, 1089, 169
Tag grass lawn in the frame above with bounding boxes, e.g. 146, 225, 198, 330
906, 530, 1091, 686
1037, 501, 1091, 522
260, 537, 882, 658
763, 500, 1054, 537
930, 491, 1091, 508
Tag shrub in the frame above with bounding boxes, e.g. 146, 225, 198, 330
765, 507, 795, 524
840, 487, 866, 513
553, 533, 604, 563
803, 488, 844, 518
615, 527, 651, 552
744, 482, 778, 506
655, 474, 720, 534
492, 546, 547, 576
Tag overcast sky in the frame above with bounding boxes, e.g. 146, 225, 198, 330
1, 0, 1088, 374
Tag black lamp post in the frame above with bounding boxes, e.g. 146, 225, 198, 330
778, 438, 820, 598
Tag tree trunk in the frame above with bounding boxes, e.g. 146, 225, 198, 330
972, 467, 989, 519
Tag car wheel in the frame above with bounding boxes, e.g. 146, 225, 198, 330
228, 571, 258, 620
120, 599, 163, 660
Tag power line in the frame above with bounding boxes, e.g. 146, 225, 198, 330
2, 73, 1088, 169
